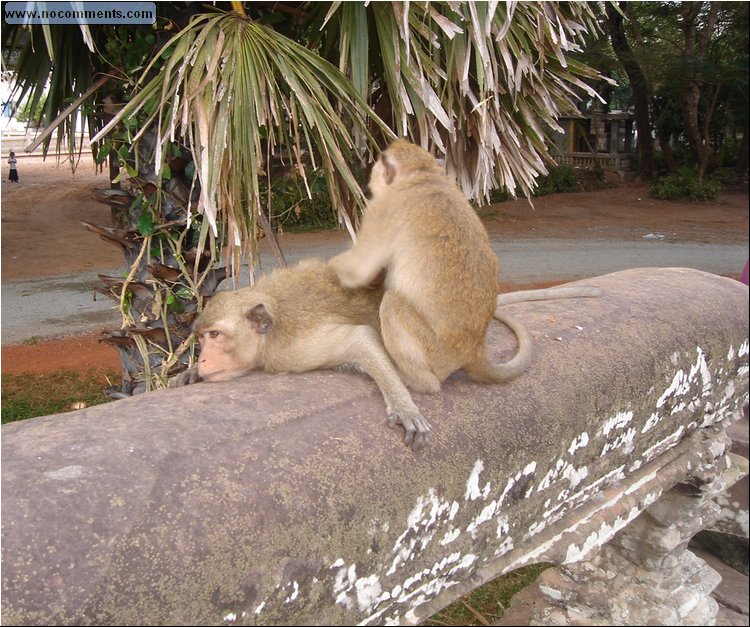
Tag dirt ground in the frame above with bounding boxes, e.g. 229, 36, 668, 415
1, 154, 748, 375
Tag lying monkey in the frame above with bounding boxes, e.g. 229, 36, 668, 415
174, 258, 432, 448
330, 139, 600, 444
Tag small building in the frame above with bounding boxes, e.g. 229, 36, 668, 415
552, 109, 635, 173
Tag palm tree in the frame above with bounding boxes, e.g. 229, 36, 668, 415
4, 1, 606, 395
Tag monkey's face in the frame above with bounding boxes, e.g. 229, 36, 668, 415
194, 321, 257, 381
193, 299, 273, 382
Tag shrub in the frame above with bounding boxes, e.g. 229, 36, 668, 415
650, 167, 721, 201
533, 165, 581, 196
490, 165, 582, 202
264, 169, 339, 232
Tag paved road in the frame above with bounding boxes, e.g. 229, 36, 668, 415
2, 236, 747, 345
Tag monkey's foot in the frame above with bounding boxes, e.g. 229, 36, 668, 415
387, 410, 431, 450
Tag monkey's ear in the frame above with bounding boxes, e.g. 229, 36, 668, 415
247, 303, 273, 334
381, 154, 396, 185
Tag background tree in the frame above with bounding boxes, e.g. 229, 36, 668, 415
679, 1, 717, 177
606, 1, 655, 180
587, 1, 748, 181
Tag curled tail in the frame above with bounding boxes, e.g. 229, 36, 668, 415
464, 309, 533, 384
465, 285, 602, 384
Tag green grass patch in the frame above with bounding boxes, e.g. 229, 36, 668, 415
1, 369, 117, 424
425, 562, 551, 625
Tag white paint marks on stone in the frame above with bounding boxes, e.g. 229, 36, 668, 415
527, 520, 546, 538
600, 426, 637, 457
601, 411, 633, 437
355, 574, 384, 612
657, 368, 691, 410
537, 458, 589, 495
45, 465, 87, 481
640, 426, 685, 464
738, 338, 749, 358
465, 459, 490, 501
641, 411, 662, 434
284, 580, 299, 603
563, 487, 661, 564
656, 346, 716, 418
387, 489, 447, 576
467, 500, 500, 539
568, 432, 589, 455
439, 528, 461, 546
499, 461, 537, 507
691, 347, 713, 398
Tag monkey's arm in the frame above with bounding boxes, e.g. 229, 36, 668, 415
329, 247, 392, 289
289, 323, 431, 450
329, 213, 396, 288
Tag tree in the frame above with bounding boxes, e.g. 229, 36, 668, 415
594, 2, 748, 179
606, 1, 655, 180
4, 2, 607, 395
680, 1, 718, 180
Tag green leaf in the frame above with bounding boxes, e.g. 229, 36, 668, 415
137, 212, 155, 236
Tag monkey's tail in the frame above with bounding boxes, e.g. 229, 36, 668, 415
465, 286, 602, 385
463, 309, 533, 384
496, 286, 602, 306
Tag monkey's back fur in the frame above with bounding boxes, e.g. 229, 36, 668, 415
200, 258, 384, 371
365, 140, 499, 374
252, 258, 383, 332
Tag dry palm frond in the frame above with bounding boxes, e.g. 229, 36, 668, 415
93, 9, 388, 279
320, 1, 609, 202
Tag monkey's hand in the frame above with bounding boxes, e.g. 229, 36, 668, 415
169, 365, 203, 387
329, 253, 384, 290
387, 408, 431, 450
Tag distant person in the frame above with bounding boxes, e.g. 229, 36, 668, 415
8, 151, 19, 182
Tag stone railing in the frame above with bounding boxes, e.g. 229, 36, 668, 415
557, 152, 634, 172
2, 267, 748, 626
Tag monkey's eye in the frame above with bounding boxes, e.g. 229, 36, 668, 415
208, 330, 220, 339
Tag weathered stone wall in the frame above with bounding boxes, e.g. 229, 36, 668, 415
498, 428, 745, 625
2, 268, 748, 626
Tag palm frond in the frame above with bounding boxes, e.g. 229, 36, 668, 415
5, 24, 106, 164
94, 9, 389, 279
321, 1, 609, 202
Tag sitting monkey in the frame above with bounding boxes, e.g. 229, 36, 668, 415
330, 139, 600, 444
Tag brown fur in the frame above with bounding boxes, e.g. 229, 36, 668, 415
177, 141, 600, 451
175, 258, 431, 449
330, 139, 600, 400
331, 139, 523, 394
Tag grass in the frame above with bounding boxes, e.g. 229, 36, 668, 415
1, 368, 117, 424
424, 562, 551, 625
1, 367, 550, 622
